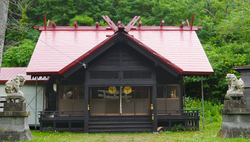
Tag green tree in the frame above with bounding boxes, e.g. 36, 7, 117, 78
2, 39, 36, 67
69, 15, 94, 26
30, 0, 77, 25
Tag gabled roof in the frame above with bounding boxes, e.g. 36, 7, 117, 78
27, 25, 213, 76
0, 67, 49, 83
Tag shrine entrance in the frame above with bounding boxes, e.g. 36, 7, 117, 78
90, 86, 151, 116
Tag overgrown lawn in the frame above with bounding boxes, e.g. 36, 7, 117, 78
29, 121, 249, 142
28, 99, 250, 141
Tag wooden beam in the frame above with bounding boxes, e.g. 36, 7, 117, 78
47, 20, 50, 26
191, 14, 194, 30
152, 84, 158, 132
125, 16, 141, 32
84, 84, 89, 133
186, 19, 190, 27
51, 21, 56, 28
102, 15, 118, 31
201, 76, 205, 130
44, 13, 46, 30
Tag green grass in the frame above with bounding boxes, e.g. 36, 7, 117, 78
28, 121, 249, 142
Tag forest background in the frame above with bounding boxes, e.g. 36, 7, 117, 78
3, 0, 250, 103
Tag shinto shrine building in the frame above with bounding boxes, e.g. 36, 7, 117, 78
26, 16, 213, 133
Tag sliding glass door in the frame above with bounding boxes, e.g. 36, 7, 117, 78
58, 85, 85, 115
90, 86, 150, 116
157, 85, 181, 115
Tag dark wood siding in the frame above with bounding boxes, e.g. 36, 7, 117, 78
121, 50, 150, 70
87, 45, 154, 85
90, 49, 120, 71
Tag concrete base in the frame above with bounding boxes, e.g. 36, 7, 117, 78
217, 114, 250, 138
0, 110, 33, 141
217, 99, 250, 139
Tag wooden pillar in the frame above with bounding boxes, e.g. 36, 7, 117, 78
84, 85, 89, 133
35, 76, 38, 130
152, 84, 157, 132
201, 76, 205, 130
180, 79, 184, 110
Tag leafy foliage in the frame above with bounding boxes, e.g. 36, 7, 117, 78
69, 15, 94, 26
2, 39, 36, 67
184, 97, 223, 124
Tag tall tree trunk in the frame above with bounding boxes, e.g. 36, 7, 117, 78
0, 0, 9, 68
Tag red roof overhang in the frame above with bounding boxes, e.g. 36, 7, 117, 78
26, 71, 60, 76
0, 80, 47, 83
182, 71, 213, 75
0, 67, 49, 83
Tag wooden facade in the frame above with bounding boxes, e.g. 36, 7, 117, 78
39, 32, 200, 133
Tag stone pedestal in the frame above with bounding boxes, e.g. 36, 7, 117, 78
217, 99, 250, 138
0, 103, 34, 141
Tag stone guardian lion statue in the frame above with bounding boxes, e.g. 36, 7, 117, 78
5, 74, 26, 103
225, 74, 244, 100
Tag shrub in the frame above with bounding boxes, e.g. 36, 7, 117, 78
184, 97, 223, 124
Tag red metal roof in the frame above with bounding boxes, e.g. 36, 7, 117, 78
128, 30, 213, 75
0, 67, 49, 83
27, 26, 213, 75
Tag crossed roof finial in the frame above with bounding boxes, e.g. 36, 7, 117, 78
102, 15, 141, 33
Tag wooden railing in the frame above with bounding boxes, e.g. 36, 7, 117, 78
39, 111, 84, 118
157, 109, 200, 131
39, 111, 84, 132
157, 109, 199, 116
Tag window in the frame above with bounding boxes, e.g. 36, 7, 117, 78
59, 85, 85, 100
58, 85, 85, 113
157, 85, 180, 98
157, 85, 180, 113
166, 86, 179, 98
